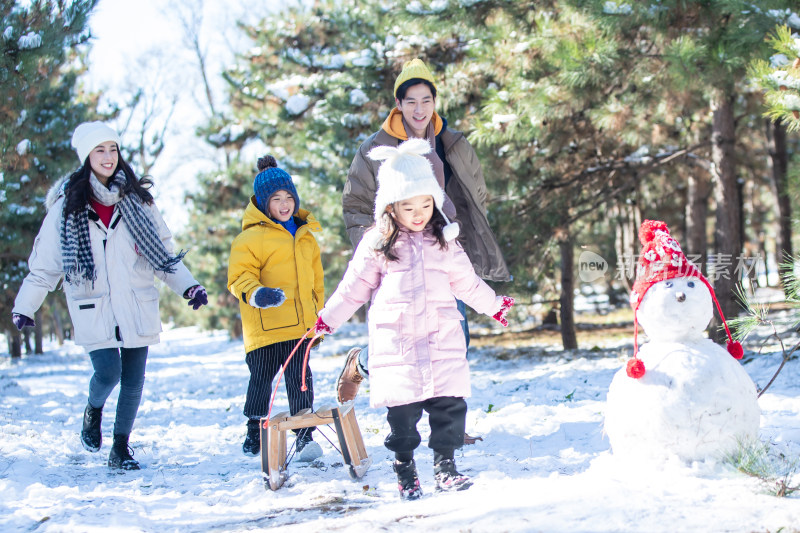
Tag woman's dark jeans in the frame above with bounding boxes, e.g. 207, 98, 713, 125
87, 346, 148, 436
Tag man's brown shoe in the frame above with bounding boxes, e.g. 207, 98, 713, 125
337, 347, 364, 403
464, 432, 483, 445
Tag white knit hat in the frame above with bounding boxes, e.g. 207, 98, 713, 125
369, 138, 459, 242
71, 122, 121, 162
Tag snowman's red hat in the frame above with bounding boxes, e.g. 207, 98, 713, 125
626, 220, 743, 379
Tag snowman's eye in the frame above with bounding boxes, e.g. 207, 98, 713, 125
687, 281, 695, 288
665, 281, 673, 288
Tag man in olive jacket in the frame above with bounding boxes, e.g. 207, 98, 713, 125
337, 59, 511, 411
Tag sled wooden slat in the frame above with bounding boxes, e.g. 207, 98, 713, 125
261, 401, 371, 491
345, 407, 369, 476
331, 403, 371, 479
261, 412, 289, 490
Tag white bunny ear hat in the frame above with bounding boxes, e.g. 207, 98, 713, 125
368, 138, 459, 242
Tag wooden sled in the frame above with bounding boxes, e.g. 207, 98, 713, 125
260, 401, 371, 490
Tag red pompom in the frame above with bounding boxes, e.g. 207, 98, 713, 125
727, 340, 744, 360
626, 358, 646, 379
638, 220, 669, 245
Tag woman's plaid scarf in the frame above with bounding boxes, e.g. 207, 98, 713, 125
61, 172, 186, 284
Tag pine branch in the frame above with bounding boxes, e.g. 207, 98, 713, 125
539, 141, 711, 192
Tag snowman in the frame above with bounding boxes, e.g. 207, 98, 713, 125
604, 220, 760, 463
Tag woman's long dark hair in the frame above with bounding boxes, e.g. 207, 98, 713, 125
379, 203, 448, 261
63, 148, 154, 216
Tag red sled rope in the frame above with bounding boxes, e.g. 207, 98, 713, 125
265, 330, 325, 427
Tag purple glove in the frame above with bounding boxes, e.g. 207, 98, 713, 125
12, 313, 35, 330
184, 285, 208, 310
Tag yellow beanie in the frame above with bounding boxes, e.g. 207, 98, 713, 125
393, 59, 437, 98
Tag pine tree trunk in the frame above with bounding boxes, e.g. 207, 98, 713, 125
23, 330, 32, 355
685, 172, 711, 276
613, 203, 640, 292
743, 178, 769, 290
765, 119, 791, 294
34, 309, 43, 354
709, 91, 742, 343
229, 319, 243, 340
52, 309, 65, 346
558, 229, 578, 350
9, 331, 21, 359
759, 232, 769, 287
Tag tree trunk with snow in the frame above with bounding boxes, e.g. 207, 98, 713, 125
685, 172, 711, 277
9, 330, 21, 359
709, 91, 742, 342
51, 308, 65, 346
34, 309, 43, 355
558, 229, 578, 350
765, 119, 792, 295
613, 203, 640, 292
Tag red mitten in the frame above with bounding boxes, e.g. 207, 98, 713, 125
491, 296, 515, 327
314, 315, 334, 335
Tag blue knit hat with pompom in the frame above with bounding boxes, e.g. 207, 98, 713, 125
253, 155, 300, 216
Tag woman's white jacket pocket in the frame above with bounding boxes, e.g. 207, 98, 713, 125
132, 287, 162, 336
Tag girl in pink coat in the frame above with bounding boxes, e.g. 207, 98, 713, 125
314, 138, 514, 500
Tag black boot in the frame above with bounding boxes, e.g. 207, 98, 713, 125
108, 434, 140, 470
393, 459, 423, 500
242, 419, 261, 456
433, 458, 472, 492
80, 403, 103, 452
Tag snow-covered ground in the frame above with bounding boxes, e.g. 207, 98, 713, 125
2, 319, 800, 532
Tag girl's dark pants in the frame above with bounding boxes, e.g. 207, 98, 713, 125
384, 396, 467, 463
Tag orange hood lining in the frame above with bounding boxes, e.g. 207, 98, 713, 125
381, 108, 443, 141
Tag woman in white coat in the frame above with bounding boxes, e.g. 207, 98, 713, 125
11, 122, 207, 470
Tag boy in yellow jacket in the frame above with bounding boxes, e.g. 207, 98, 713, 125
228, 155, 324, 460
